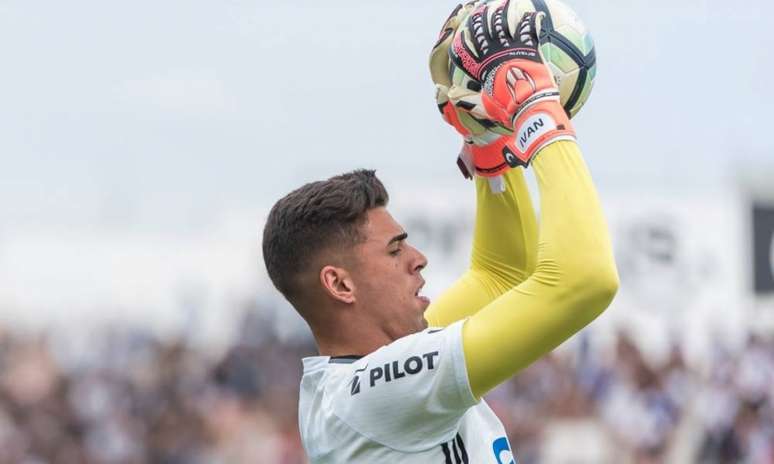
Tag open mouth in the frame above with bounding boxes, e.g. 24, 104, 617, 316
414, 280, 425, 297
414, 281, 430, 305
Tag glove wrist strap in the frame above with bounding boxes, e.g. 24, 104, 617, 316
511, 100, 575, 166
467, 100, 575, 177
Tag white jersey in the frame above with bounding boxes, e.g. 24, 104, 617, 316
298, 320, 517, 464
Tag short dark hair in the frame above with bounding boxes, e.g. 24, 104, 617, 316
262, 169, 389, 304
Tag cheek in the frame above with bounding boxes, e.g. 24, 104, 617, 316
362, 277, 407, 312
354, 257, 408, 302
367, 260, 404, 285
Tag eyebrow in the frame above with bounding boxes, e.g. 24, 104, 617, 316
387, 232, 408, 246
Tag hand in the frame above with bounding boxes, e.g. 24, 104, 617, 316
450, 3, 576, 169
436, 84, 522, 181
429, 2, 523, 181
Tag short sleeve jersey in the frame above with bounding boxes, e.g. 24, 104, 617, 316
298, 320, 517, 463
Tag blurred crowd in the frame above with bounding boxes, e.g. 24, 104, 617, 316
0, 306, 772, 464
488, 332, 774, 464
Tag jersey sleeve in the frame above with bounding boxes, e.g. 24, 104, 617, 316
331, 320, 477, 452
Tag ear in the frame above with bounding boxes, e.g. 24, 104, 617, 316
320, 265, 356, 304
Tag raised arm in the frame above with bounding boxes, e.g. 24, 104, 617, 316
424, 3, 539, 327
463, 140, 617, 397
437, 5, 618, 398
424, 167, 537, 327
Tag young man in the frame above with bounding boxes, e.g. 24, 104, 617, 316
262, 4, 618, 463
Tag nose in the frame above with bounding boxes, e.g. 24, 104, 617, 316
410, 245, 428, 274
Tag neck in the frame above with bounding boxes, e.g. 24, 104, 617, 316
314, 329, 392, 358
311, 310, 393, 358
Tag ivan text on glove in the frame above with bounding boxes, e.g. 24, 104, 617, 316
517, 113, 556, 152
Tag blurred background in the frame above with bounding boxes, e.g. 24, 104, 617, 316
1, 0, 773, 462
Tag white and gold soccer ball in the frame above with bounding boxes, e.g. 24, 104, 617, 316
450, 0, 597, 119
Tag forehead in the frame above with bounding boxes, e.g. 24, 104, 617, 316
361, 207, 404, 244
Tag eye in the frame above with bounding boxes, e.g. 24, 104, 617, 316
389, 248, 402, 256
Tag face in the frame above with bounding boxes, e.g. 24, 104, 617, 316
350, 207, 430, 339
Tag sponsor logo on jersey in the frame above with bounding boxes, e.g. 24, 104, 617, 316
492, 436, 516, 464
349, 351, 440, 395
347, 364, 369, 395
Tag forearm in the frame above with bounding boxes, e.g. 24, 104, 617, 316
470, 167, 538, 288
463, 141, 619, 398
424, 167, 538, 327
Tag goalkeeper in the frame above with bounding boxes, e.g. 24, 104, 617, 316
261, 2, 618, 463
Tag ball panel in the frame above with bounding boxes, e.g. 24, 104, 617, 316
587, 61, 597, 82
552, 26, 589, 60
582, 34, 595, 58
540, 42, 577, 73
545, 0, 587, 36
525, 0, 595, 117
557, 68, 580, 110
569, 61, 596, 116
547, 62, 563, 87
512, 1, 537, 24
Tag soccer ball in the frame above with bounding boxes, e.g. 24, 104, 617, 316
450, 0, 597, 119
529, 0, 596, 118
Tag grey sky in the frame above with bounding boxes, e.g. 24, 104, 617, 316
2, 0, 772, 230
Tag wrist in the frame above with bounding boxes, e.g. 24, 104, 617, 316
511, 100, 575, 165
469, 136, 518, 177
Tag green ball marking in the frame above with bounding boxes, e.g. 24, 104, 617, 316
542, 43, 578, 74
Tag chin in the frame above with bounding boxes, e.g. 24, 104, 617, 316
401, 316, 428, 338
